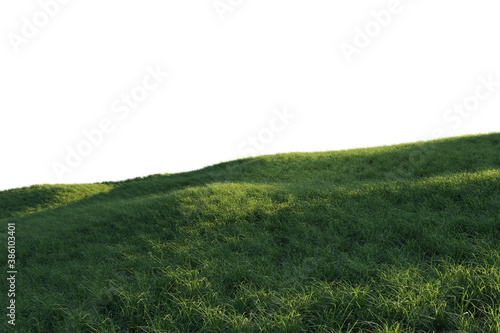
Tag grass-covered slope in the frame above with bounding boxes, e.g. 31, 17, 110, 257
2, 133, 500, 332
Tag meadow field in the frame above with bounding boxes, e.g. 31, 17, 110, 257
2, 133, 500, 332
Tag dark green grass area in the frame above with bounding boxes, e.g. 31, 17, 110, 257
2, 133, 500, 332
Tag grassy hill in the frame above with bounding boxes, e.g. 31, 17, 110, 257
2, 133, 500, 332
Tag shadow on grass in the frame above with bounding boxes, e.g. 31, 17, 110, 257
0, 184, 114, 220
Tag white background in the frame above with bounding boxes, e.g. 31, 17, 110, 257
1, 0, 499, 191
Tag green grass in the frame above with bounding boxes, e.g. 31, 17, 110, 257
2, 132, 500, 332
